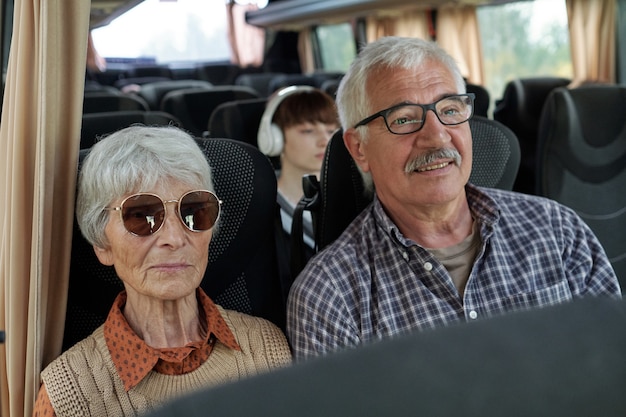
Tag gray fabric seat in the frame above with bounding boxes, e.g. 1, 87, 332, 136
537, 85, 626, 288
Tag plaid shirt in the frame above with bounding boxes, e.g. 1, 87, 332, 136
286, 184, 621, 361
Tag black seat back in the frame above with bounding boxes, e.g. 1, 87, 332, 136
82, 91, 150, 113
207, 98, 268, 147
493, 77, 571, 194
537, 85, 626, 287
63, 137, 287, 350
136, 80, 213, 110
80, 111, 181, 149
161, 86, 260, 137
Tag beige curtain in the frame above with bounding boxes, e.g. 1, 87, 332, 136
0, 1, 90, 416
566, 0, 616, 84
226, 2, 266, 67
436, 6, 484, 85
366, 10, 430, 42
298, 30, 315, 74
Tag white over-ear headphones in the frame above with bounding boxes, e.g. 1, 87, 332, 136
257, 85, 315, 156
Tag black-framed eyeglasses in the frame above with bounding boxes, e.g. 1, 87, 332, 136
104, 190, 222, 236
354, 93, 475, 135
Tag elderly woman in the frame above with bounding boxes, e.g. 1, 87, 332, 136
33, 126, 292, 417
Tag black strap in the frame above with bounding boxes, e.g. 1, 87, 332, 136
290, 175, 320, 280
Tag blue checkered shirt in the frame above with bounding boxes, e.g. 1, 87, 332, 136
286, 185, 621, 361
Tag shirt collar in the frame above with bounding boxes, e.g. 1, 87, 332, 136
103, 288, 240, 391
372, 183, 500, 246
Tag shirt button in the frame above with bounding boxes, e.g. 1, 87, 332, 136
468, 310, 478, 319
402, 252, 409, 261
423, 262, 433, 271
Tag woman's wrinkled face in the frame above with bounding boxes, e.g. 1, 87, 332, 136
94, 178, 212, 302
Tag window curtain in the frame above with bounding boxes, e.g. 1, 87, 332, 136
226, 2, 266, 67
0, 1, 89, 416
566, 0, 616, 84
435, 6, 484, 85
298, 29, 315, 74
366, 10, 430, 42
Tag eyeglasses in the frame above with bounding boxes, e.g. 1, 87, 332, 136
354, 93, 475, 135
104, 190, 222, 236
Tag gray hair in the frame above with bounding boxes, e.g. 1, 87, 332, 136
76, 125, 214, 248
335, 36, 466, 192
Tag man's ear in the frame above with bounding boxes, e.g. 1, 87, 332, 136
343, 128, 370, 173
93, 245, 114, 266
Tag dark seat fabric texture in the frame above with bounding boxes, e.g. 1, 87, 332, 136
207, 97, 268, 148
82, 91, 150, 113
290, 116, 520, 276
63, 137, 288, 351
160, 86, 260, 137
80, 111, 181, 149
136, 79, 213, 110
537, 85, 626, 288
146, 296, 626, 417
493, 76, 571, 194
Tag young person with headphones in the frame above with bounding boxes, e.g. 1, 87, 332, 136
257, 85, 339, 256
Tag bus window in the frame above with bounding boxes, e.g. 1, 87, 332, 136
477, 0, 572, 108
315, 23, 356, 72
91, 0, 231, 64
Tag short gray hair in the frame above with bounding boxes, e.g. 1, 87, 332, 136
76, 125, 214, 248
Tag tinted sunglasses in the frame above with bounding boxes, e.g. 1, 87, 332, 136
104, 190, 222, 236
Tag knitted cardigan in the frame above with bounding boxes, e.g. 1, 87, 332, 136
41, 306, 292, 417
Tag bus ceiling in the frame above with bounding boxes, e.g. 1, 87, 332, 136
90, 0, 145, 29
245, 0, 520, 29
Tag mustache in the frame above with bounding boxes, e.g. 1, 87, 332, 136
405, 148, 462, 173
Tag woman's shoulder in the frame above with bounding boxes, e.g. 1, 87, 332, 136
216, 306, 292, 362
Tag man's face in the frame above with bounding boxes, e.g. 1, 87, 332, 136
345, 61, 473, 220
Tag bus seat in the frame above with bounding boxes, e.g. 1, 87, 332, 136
136, 79, 213, 110
207, 97, 268, 148
235, 72, 285, 97
466, 83, 490, 117
493, 77, 571, 195
121, 64, 174, 79
290, 116, 520, 276
195, 63, 241, 85
160, 86, 260, 137
320, 79, 340, 99
63, 137, 289, 351
82, 91, 150, 113
268, 74, 319, 94
536, 85, 626, 287
144, 296, 626, 417
113, 76, 173, 90
80, 111, 181, 149
267, 72, 344, 95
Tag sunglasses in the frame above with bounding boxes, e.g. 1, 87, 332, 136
104, 190, 222, 236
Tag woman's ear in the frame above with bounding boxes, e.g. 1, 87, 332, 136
343, 128, 370, 173
93, 245, 114, 266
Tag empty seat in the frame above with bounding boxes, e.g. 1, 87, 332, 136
80, 111, 181, 149
82, 91, 150, 113
235, 72, 285, 97
207, 97, 268, 148
536, 85, 626, 287
195, 63, 241, 85
161, 86, 260, 137
136, 79, 213, 110
493, 77, 571, 194
466, 83, 490, 118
